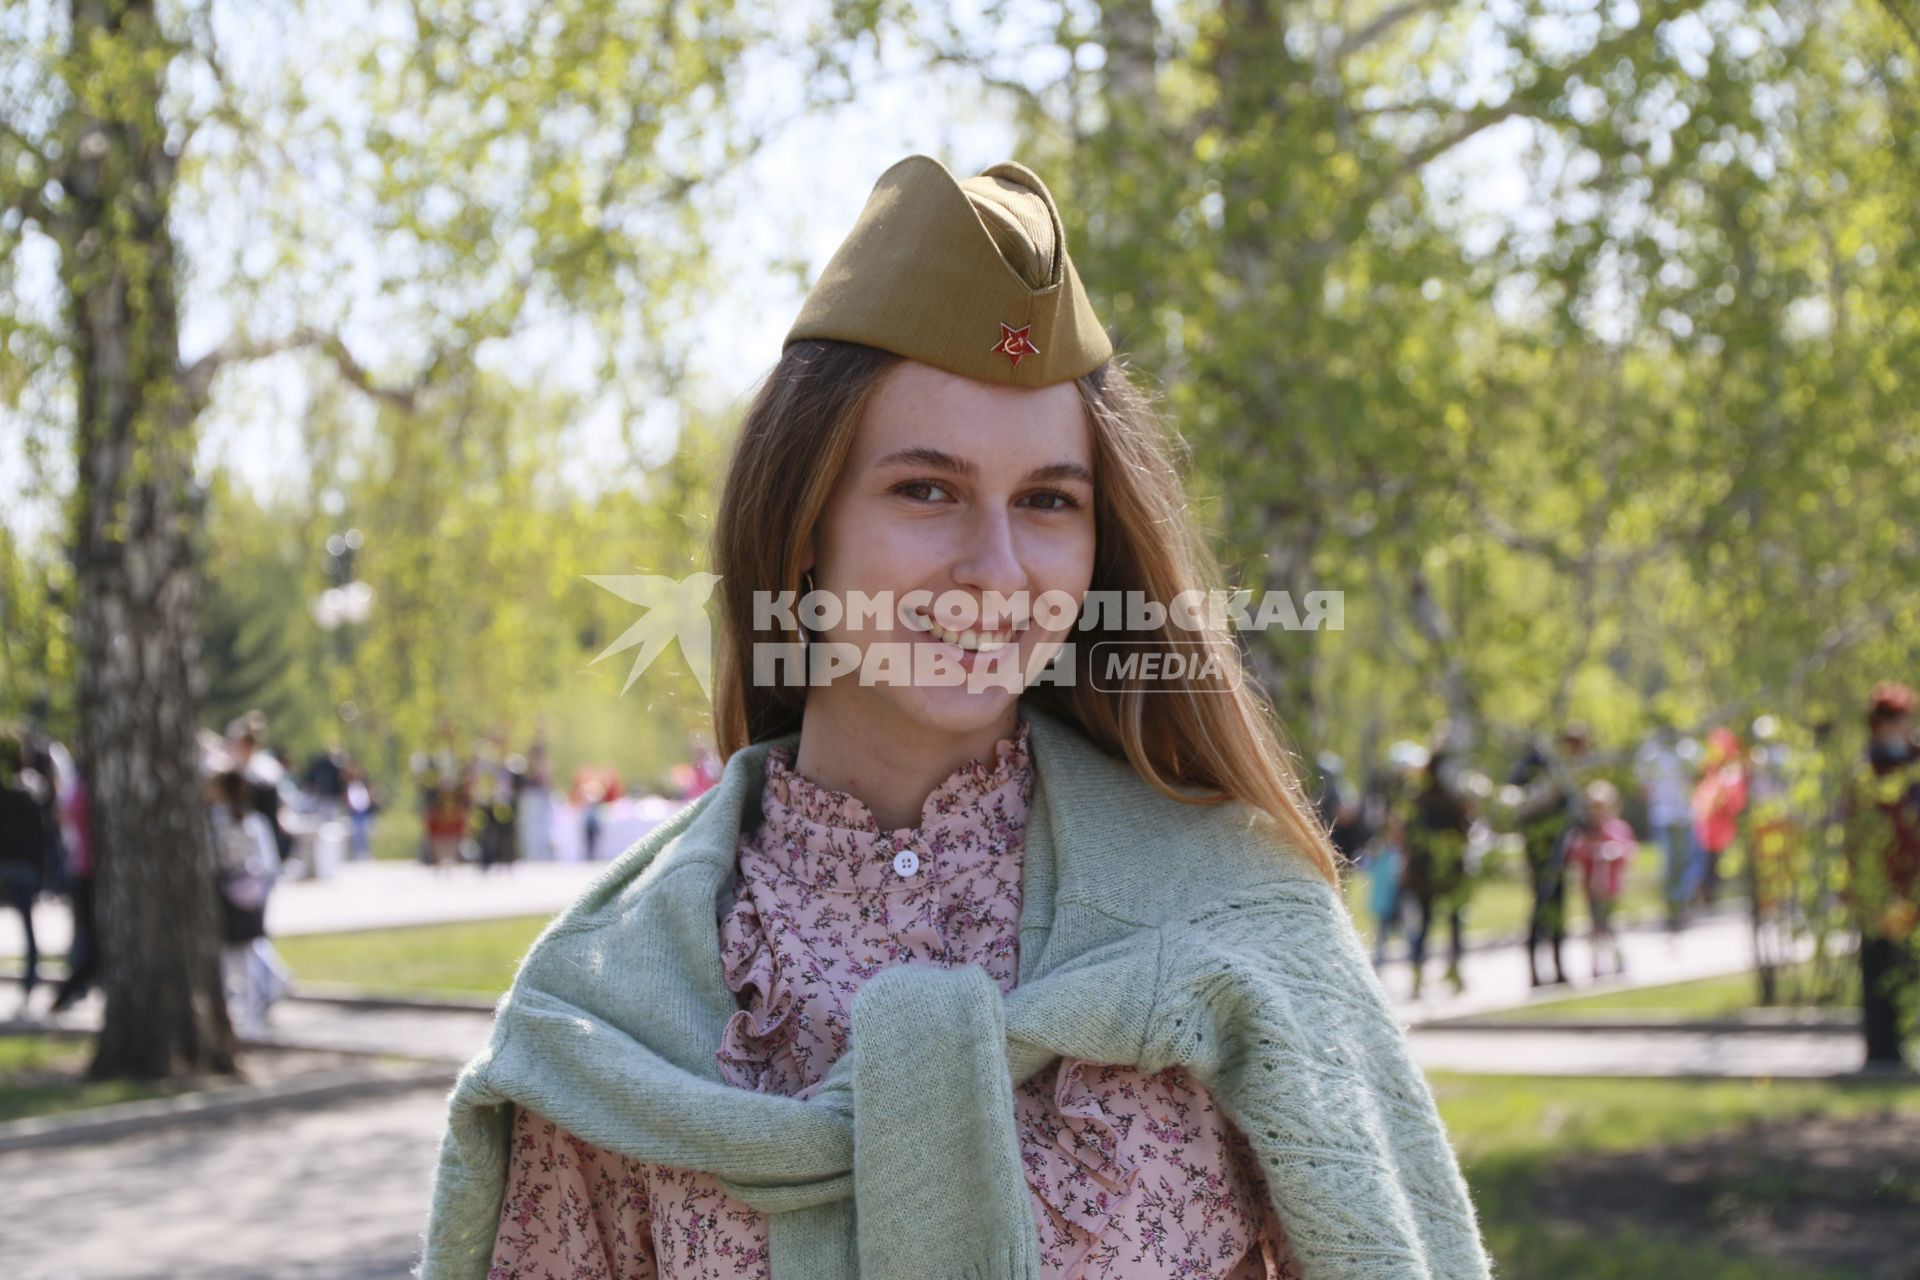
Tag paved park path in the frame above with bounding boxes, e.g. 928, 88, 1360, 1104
5, 1086, 447, 1279
6, 859, 1872, 1075
1, 858, 615, 960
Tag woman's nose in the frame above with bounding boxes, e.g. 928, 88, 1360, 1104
952, 507, 1027, 599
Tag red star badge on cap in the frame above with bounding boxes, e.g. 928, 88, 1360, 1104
992, 323, 1040, 369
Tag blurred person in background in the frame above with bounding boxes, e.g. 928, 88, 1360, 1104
22, 725, 69, 902
1513, 722, 1593, 988
1567, 779, 1634, 980
416, 738, 471, 870
1404, 723, 1477, 998
0, 729, 50, 1018
575, 770, 606, 861
1843, 681, 1920, 1071
227, 710, 295, 869
517, 738, 553, 862
472, 735, 521, 874
344, 761, 379, 861
572, 766, 622, 861
1366, 810, 1408, 970
1683, 727, 1747, 912
49, 758, 96, 1013
1636, 723, 1694, 933
1315, 750, 1372, 872
425, 773, 469, 872
208, 762, 287, 1036
1744, 716, 1799, 927
1741, 716, 1810, 990
303, 743, 349, 819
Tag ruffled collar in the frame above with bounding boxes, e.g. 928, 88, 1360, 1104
745, 719, 1033, 893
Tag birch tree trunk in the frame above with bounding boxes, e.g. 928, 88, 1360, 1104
59, 0, 235, 1079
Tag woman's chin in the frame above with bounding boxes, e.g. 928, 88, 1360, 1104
877, 679, 1023, 737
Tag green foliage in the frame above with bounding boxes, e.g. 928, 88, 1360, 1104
5, 1, 1917, 895
0, 525, 74, 732
2, 0, 877, 791
944, 0, 1920, 767
188, 369, 731, 793
199, 471, 332, 749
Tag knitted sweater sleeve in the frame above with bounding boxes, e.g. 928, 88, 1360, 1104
1143, 878, 1493, 1280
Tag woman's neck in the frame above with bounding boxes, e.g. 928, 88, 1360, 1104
790, 697, 1022, 832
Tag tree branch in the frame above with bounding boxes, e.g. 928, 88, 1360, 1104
1406, 559, 1481, 731
0, 117, 50, 169
183, 328, 423, 413
1877, 0, 1920, 59
1389, 101, 1533, 186
172, 9, 242, 158
1, 118, 59, 228
4, 179, 57, 230
1335, 1, 1439, 61
1348, 0, 1706, 219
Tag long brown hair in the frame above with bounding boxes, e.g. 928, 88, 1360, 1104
709, 340, 1340, 886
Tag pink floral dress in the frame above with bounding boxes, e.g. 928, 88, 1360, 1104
489, 720, 1306, 1279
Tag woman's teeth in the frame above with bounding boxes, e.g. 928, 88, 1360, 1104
921, 617, 1018, 651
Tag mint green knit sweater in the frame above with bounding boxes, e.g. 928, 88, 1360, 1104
417, 701, 1493, 1279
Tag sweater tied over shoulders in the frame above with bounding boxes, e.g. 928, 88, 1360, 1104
417, 699, 1493, 1280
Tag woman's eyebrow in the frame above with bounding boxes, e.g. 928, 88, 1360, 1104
872, 446, 1093, 486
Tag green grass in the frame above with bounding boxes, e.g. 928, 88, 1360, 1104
1493, 958, 1860, 1023
1432, 1072, 1920, 1159
0, 1035, 180, 1124
275, 915, 553, 995
1434, 1073, 1920, 1279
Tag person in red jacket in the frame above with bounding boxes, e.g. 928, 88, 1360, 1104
1682, 726, 1747, 910
1844, 681, 1920, 1069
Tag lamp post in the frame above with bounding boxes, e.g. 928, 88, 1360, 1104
307, 528, 374, 880
312, 528, 373, 638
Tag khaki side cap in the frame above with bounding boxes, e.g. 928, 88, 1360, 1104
784, 154, 1114, 387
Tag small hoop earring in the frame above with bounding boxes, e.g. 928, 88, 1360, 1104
799, 569, 817, 645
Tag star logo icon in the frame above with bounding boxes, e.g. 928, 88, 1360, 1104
991, 323, 1040, 369
584, 571, 723, 698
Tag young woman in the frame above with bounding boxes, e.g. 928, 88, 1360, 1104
421, 156, 1490, 1280
207, 764, 283, 1036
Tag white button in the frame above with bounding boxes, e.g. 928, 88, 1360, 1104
892, 849, 920, 877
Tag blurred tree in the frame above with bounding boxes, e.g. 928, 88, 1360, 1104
922, 0, 1919, 769
0, 0, 874, 1079
0, 0, 241, 1078
0, 528, 75, 730
198, 472, 327, 747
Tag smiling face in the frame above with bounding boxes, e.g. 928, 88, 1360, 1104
803, 359, 1097, 740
